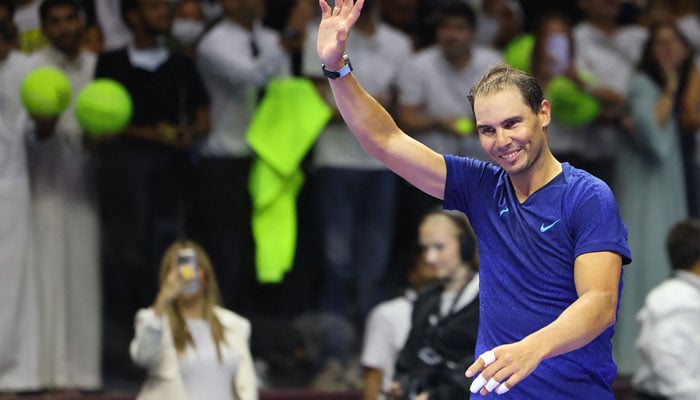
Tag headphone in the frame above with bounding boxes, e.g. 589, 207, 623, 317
424, 209, 477, 266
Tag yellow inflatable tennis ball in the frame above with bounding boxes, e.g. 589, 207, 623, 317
547, 76, 601, 127
503, 34, 535, 73
454, 117, 475, 136
75, 79, 133, 137
20, 66, 72, 118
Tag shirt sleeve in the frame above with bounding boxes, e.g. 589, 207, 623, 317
568, 176, 632, 264
360, 305, 396, 371
129, 307, 166, 369
442, 155, 498, 218
636, 292, 700, 400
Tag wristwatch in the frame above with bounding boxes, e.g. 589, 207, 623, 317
321, 54, 353, 80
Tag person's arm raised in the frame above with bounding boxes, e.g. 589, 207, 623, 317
316, 0, 446, 199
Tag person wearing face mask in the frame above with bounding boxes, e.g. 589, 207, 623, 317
388, 209, 479, 400
612, 20, 696, 375
468, 0, 524, 51
529, 12, 600, 168
170, 0, 206, 57
130, 240, 258, 400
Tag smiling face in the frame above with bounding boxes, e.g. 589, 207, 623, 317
474, 87, 551, 177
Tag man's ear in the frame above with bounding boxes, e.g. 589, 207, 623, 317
540, 99, 552, 129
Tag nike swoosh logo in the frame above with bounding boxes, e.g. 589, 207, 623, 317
499, 207, 509, 217
540, 219, 561, 232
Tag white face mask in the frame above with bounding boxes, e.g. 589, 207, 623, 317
475, 13, 501, 46
172, 18, 205, 46
546, 33, 570, 75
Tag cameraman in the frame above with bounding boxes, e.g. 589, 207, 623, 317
389, 210, 479, 400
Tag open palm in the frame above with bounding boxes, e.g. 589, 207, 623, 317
316, 0, 364, 68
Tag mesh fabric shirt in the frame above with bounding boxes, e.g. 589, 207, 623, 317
443, 156, 631, 399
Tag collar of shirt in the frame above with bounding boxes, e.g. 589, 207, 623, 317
676, 270, 700, 293
127, 40, 170, 72
44, 44, 85, 71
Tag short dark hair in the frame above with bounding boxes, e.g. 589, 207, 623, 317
666, 219, 700, 271
0, 0, 15, 17
0, 0, 16, 41
39, 0, 81, 24
120, 0, 139, 29
468, 61, 544, 116
434, 1, 476, 30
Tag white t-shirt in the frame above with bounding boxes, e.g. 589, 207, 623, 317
397, 45, 501, 159
179, 319, 239, 400
361, 291, 415, 394
632, 271, 700, 400
196, 19, 290, 158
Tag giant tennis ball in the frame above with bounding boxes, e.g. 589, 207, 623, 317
503, 34, 535, 73
19, 66, 72, 118
547, 76, 601, 127
454, 117, 475, 136
75, 79, 133, 137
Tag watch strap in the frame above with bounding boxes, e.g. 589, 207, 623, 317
321, 54, 353, 80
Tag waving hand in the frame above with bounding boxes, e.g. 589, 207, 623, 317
316, 0, 364, 69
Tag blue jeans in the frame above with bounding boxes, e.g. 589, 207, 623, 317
314, 167, 397, 324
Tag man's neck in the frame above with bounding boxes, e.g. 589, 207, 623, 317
589, 18, 618, 37
510, 152, 562, 203
132, 33, 160, 49
177, 297, 205, 319
444, 50, 472, 71
444, 265, 472, 293
689, 261, 700, 278
229, 14, 255, 31
53, 44, 80, 61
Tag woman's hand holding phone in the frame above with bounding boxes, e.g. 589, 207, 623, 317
152, 249, 198, 316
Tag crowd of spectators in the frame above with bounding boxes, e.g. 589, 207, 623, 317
0, 0, 698, 397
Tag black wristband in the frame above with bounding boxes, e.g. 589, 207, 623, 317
321, 54, 353, 79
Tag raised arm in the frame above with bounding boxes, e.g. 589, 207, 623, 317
316, 0, 446, 199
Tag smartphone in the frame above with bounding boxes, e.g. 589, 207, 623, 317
546, 33, 570, 75
177, 248, 199, 294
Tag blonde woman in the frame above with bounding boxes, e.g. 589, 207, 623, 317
129, 240, 257, 400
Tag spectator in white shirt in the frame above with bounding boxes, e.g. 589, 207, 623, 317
632, 219, 700, 400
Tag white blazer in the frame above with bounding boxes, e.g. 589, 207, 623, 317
129, 306, 258, 400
